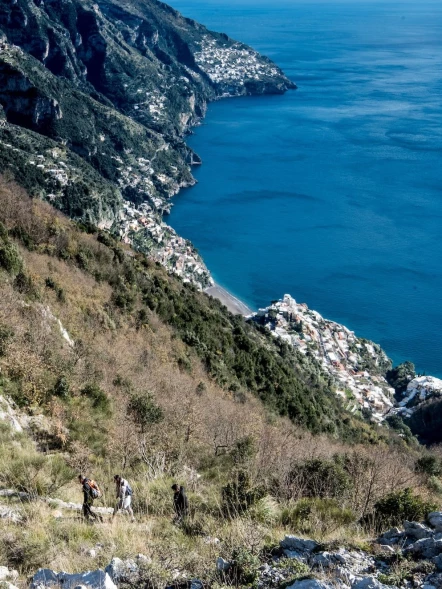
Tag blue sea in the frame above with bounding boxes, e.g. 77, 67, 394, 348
168, 0, 442, 377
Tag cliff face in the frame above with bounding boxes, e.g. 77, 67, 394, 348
0, 0, 294, 225
0, 0, 294, 286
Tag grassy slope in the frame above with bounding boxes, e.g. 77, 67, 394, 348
0, 178, 439, 584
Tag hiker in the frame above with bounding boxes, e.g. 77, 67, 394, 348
171, 483, 189, 522
78, 474, 103, 522
112, 474, 135, 522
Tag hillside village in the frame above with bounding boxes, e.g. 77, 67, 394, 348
195, 36, 291, 93
251, 295, 395, 421
118, 201, 213, 288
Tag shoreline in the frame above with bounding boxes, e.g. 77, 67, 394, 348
205, 283, 253, 316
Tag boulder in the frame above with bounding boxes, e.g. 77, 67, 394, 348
405, 538, 442, 559
377, 527, 404, 546
352, 576, 390, 589
30, 569, 117, 589
216, 557, 231, 572
404, 521, 434, 540
0, 566, 18, 582
105, 557, 139, 584
286, 579, 333, 589
280, 536, 319, 554
429, 513, 442, 532
433, 554, 442, 572
311, 552, 335, 569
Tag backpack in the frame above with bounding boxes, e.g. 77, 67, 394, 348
87, 479, 102, 499
125, 482, 133, 497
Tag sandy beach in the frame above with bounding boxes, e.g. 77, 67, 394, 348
205, 283, 253, 316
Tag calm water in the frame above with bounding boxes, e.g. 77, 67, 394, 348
168, 0, 442, 376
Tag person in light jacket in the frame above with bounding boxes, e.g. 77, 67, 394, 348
112, 474, 135, 522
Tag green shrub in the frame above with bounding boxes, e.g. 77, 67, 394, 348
415, 455, 442, 477
227, 547, 260, 586
80, 383, 111, 414
221, 470, 265, 517
371, 488, 437, 531
0, 325, 13, 357
127, 392, 163, 434
0, 241, 23, 275
280, 497, 356, 535
290, 458, 351, 499
13, 271, 39, 298
53, 376, 70, 399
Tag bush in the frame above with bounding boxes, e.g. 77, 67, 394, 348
226, 547, 260, 586
280, 497, 356, 535
415, 455, 442, 477
290, 458, 351, 499
0, 325, 13, 357
221, 470, 265, 517
80, 383, 111, 414
53, 376, 70, 399
371, 488, 437, 531
0, 241, 23, 275
127, 392, 163, 434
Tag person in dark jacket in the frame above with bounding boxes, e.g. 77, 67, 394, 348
171, 483, 189, 521
78, 475, 103, 522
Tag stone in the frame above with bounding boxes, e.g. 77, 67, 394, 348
30, 569, 117, 589
406, 538, 442, 559
280, 536, 319, 553
216, 557, 231, 572
86, 549, 97, 558
429, 513, 442, 532
404, 521, 434, 540
377, 527, 404, 546
136, 554, 151, 563
433, 554, 442, 572
352, 576, 390, 589
378, 545, 395, 554
311, 552, 336, 569
286, 579, 333, 589
0, 566, 18, 582
190, 581, 203, 589
105, 557, 139, 583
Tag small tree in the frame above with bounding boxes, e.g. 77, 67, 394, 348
127, 392, 164, 434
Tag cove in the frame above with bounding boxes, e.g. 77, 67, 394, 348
168, 0, 442, 377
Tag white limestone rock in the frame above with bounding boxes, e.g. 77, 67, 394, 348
286, 579, 334, 589
105, 557, 138, 584
352, 577, 392, 589
0, 566, 18, 582
30, 569, 116, 589
405, 537, 442, 559
404, 521, 434, 540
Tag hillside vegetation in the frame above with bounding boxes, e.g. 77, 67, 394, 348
0, 178, 441, 585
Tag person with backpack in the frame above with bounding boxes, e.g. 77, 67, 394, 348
78, 474, 103, 522
112, 474, 135, 522
171, 483, 189, 522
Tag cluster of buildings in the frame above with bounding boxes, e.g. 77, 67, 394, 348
118, 200, 213, 289
195, 36, 280, 89
252, 294, 395, 421
392, 375, 442, 419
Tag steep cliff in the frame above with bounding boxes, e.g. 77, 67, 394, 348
0, 0, 294, 230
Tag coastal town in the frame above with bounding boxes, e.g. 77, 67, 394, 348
195, 35, 288, 93
118, 200, 213, 289
392, 375, 442, 419
251, 294, 396, 421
